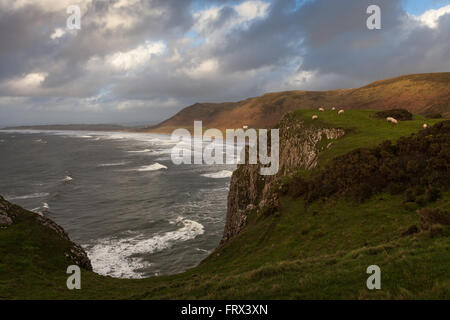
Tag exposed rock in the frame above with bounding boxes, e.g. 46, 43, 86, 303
0, 196, 14, 227
221, 113, 345, 244
0, 195, 92, 271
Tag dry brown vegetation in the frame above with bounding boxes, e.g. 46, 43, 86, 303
148, 73, 450, 132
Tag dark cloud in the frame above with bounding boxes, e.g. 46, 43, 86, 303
0, 0, 449, 126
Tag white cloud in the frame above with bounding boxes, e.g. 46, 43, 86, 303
193, 0, 270, 33
112, 0, 141, 9
97, 1, 164, 31
50, 28, 66, 40
235, 0, 270, 21
116, 98, 179, 111
179, 59, 219, 79
0, 0, 91, 12
413, 5, 450, 28
3, 73, 48, 94
86, 41, 166, 72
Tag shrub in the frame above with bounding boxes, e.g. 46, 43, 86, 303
375, 109, 413, 121
284, 121, 450, 203
424, 113, 443, 119
418, 208, 450, 230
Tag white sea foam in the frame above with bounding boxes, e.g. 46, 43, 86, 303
30, 202, 49, 216
86, 217, 204, 279
98, 161, 128, 167
7, 192, 49, 200
127, 149, 151, 153
201, 170, 233, 179
137, 163, 168, 171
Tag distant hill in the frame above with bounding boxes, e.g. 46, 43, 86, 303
2, 124, 126, 131
148, 73, 449, 132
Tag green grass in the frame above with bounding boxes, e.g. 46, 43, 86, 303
292, 109, 444, 165
1, 110, 449, 299
2, 192, 449, 299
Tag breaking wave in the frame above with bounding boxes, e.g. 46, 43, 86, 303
201, 170, 233, 179
86, 217, 204, 278
137, 163, 168, 171
7, 192, 49, 200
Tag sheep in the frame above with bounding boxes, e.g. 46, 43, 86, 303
338, 109, 344, 115
331, 107, 336, 111
386, 117, 398, 124
312, 115, 318, 120
318, 107, 325, 112
423, 124, 428, 129
243, 125, 248, 129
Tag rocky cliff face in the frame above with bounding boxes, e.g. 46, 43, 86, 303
0, 195, 92, 271
222, 113, 345, 243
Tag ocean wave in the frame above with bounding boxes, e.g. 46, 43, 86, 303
201, 170, 233, 179
127, 149, 151, 153
31, 202, 49, 216
7, 192, 49, 200
137, 163, 168, 171
85, 217, 204, 279
97, 161, 128, 167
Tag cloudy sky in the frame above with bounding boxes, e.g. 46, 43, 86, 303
0, 0, 449, 126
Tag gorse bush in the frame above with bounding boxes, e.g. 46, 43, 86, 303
425, 113, 443, 119
375, 109, 413, 121
284, 121, 450, 203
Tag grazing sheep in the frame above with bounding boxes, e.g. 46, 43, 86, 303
338, 109, 344, 115
319, 107, 325, 112
423, 124, 428, 129
331, 107, 336, 111
386, 117, 398, 124
312, 115, 318, 120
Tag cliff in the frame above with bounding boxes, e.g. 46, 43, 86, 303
222, 113, 345, 243
0, 195, 92, 271
1, 110, 449, 299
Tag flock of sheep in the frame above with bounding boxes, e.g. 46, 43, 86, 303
311, 108, 428, 129
311, 107, 345, 120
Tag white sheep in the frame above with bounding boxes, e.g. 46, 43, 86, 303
318, 107, 325, 112
331, 107, 336, 111
338, 109, 344, 115
423, 124, 428, 129
386, 117, 398, 124
312, 115, 318, 120
243, 125, 248, 129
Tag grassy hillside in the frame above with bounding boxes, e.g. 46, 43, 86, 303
1, 111, 449, 299
149, 73, 449, 133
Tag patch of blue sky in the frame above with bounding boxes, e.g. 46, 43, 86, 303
402, 0, 449, 15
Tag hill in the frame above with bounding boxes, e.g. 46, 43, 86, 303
148, 73, 449, 133
1, 110, 449, 299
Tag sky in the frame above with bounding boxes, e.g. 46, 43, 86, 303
0, 0, 449, 127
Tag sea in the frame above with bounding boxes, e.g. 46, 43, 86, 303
0, 129, 237, 279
